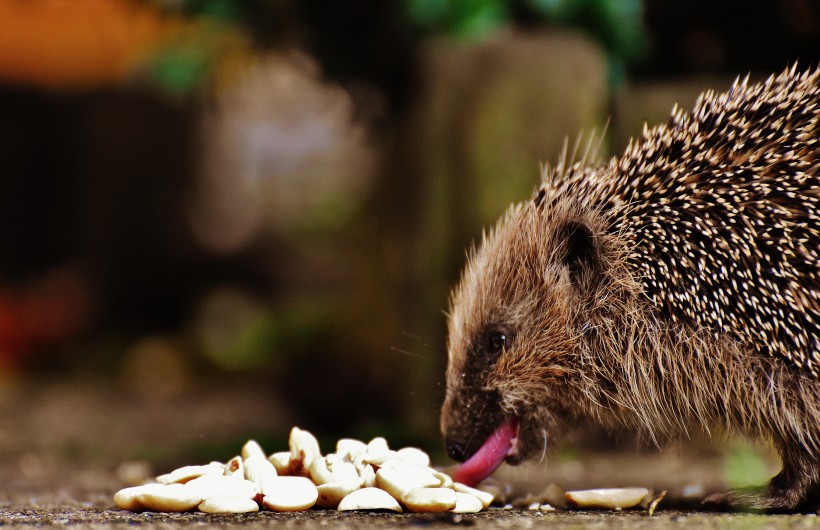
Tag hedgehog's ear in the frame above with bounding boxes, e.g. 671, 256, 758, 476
557, 220, 598, 285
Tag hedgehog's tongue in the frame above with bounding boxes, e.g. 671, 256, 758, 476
452, 419, 519, 487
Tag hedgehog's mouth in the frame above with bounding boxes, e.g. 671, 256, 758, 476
452, 418, 519, 486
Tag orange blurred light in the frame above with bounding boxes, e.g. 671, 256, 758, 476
0, 0, 186, 88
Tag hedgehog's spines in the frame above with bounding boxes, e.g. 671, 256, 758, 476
536, 66, 819, 377
610, 66, 819, 377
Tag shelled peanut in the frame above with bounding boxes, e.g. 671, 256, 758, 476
114, 426, 495, 514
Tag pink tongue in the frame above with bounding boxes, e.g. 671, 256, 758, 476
452, 419, 518, 486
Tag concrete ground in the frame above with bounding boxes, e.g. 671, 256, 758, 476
1, 449, 817, 529
1, 500, 818, 529
0, 377, 817, 528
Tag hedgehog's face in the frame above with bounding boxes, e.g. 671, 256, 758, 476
440, 204, 600, 485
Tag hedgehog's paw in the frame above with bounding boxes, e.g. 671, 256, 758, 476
760, 487, 820, 513
703, 485, 819, 514
762, 460, 820, 513
767, 484, 820, 513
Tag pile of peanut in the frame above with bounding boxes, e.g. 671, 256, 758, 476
114, 427, 494, 514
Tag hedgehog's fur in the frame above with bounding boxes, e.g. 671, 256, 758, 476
441, 65, 819, 511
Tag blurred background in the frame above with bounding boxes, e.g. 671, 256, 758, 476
0, 0, 817, 498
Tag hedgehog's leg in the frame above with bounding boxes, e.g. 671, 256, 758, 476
703, 448, 819, 513
763, 446, 820, 512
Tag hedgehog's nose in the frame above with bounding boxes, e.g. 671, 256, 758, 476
445, 439, 468, 462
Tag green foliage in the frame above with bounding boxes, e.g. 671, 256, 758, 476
188, 0, 242, 20
406, 0, 509, 40
145, 0, 246, 96
150, 41, 214, 96
155, 0, 243, 21
407, 0, 649, 78
529, 0, 648, 63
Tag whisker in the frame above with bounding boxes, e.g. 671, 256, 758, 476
538, 429, 548, 465
389, 346, 435, 363
400, 330, 429, 346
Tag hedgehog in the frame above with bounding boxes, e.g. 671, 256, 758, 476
440, 64, 819, 512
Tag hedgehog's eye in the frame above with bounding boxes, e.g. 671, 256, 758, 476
488, 332, 510, 354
